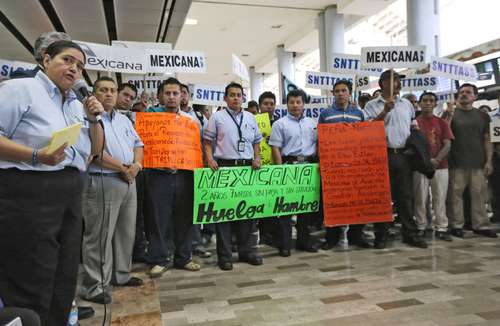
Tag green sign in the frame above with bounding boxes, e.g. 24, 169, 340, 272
193, 164, 321, 224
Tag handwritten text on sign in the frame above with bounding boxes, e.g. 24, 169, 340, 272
318, 122, 393, 226
135, 113, 203, 170
193, 164, 321, 224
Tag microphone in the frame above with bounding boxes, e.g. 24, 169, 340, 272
72, 79, 102, 124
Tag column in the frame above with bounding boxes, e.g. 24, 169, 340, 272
407, 0, 441, 59
276, 44, 295, 103
249, 66, 264, 101
324, 5, 345, 71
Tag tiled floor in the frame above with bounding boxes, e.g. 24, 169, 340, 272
80, 226, 500, 326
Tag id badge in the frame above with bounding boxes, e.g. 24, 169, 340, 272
237, 140, 245, 152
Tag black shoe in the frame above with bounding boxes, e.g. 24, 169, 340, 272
239, 254, 263, 266
435, 231, 453, 242
450, 228, 464, 238
193, 248, 212, 258
279, 249, 291, 257
463, 223, 473, 231
296, 243, 320, 253
473, 229, 498, 238
86, 292, 111, 305
78, 306, 95, 320
321, 242, 336, 250
121, 277, 144, 287
490, 216, 500, 223
218, 262, 233, 271
355, 239, 372, 249
374, 237, 387, 249
403, 235, 428, 249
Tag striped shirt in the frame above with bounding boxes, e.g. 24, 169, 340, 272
318, 104, 364, 124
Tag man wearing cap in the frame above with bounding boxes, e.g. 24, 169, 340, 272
364, 70, 427, 249
203, 82, 264, 271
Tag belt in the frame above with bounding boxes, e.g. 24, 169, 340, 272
217, 159, 252, 166
282, 155, 317, 163
149, 168, 178, 174
387, 147, 405, 154
89, 172, 121, 177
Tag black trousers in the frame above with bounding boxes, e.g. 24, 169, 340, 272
374, 151, 417, 240
146, 170, 194, 267
489, 154, 500, 219
275, 212, 318, 251
215, 160, 257, 263
132, 170, 147, 260
325, 224, 365, 246
0, 168, 83, 326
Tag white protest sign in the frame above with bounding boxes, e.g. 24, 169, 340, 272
429, 56, 477, 82
75, 40, 147, 74
305, 71, 354, 90
192, 84, 249, 106
361, 46, 426, 69
112, 40, 172, 51
490, 118, 500, 143
124, 76, 167, 92
273, 104, 330, 121
0, 59, 36, 79
232, 54, 250, 81
400, 74, 438, 91
309, 95, 334, 105
148, 50, 206, 74
331, 53, 383, 76
356, 75, 372, 91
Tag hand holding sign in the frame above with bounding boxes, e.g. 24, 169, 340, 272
383, 100, 395, 113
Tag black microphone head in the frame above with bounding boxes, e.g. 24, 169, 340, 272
72, 79, 91, 100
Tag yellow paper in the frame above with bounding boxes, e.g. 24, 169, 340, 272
255, 113, 271, 138
46, 123, 82, 154
260, 140, 273, 165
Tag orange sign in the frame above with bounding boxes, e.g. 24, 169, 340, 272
318, 121, 392, 226
135, 112, 203, 170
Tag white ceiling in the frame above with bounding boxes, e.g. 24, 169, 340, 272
0, 0, 394, 85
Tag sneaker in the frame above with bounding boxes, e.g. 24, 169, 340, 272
435, 231, 452, 242
149, 265, 168, 278
193, 248, 212, 258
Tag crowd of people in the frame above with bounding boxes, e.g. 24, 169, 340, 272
1, 31, 500, 326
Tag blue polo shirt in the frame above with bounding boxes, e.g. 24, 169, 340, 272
318, 104, 364, 124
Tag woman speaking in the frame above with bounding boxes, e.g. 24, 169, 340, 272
0, 40, 103, 325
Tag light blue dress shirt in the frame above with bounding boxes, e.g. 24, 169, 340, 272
269, 114, 318, 157
0, 71, 91, 171
364, 95, 415, 148
204, 108, 262, 160
88, 110, 143, 174
184, 106, 208, 137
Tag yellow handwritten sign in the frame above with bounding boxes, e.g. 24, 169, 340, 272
256, 113, 271, 138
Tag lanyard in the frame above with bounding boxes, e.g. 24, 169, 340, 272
226, 109, 244, 140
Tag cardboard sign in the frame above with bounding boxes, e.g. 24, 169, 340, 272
76, 40, 147, 74
273, 104, 330, 121
148, 49, 206, 74
232, 54, 250, 81
192, 84, 248, 106
76, 40, 206, 74
193, 164, 321, 224
255, 113, 271, 138
490, 118, 500, 143
331, 53, 383, 76
135, 112, 203, 170
361, 46, 426, 69
256, 113, 273, 164
124, 76, 167, 92
0, 58, 36, 80
318, 121, 393, 226
305, 71, 354, 90
429, 56, 477, 82
401, 74, 438, 91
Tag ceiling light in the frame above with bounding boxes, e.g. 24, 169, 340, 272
185, 18, 198, 25
241, 54, 250, 57
271, 24, 282, 29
